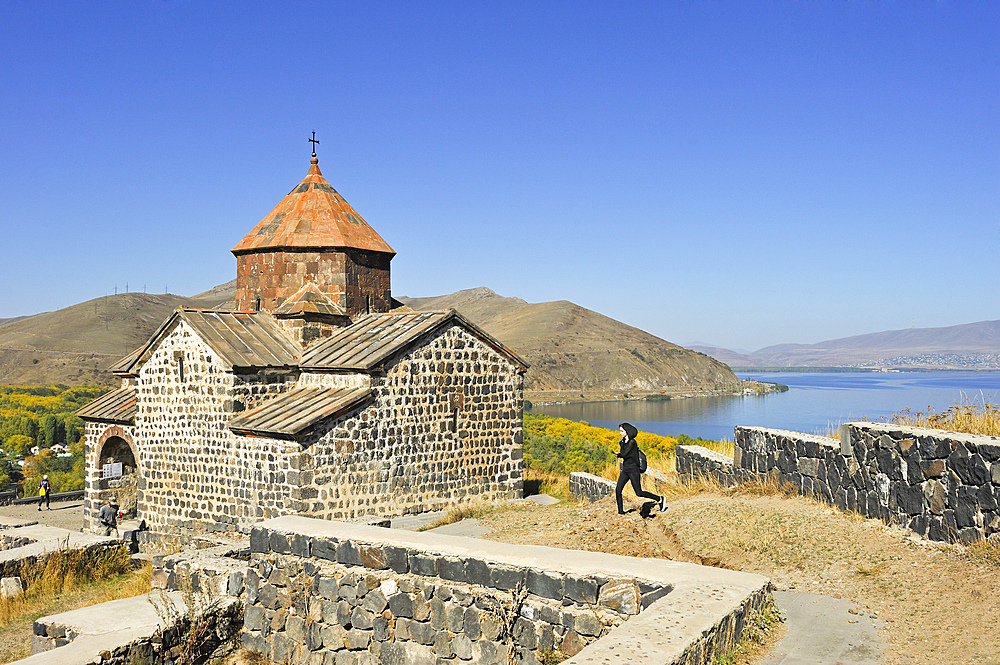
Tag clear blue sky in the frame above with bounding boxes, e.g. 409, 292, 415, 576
2, 2, 997, 352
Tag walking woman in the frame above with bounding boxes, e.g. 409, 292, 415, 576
614, 423, 667, 515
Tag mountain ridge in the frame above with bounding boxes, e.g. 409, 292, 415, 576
691, 320, 1000, 369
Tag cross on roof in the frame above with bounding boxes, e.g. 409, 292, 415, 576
309, 132, 320, 158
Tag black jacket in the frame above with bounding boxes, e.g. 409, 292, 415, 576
616, 437, 641, 472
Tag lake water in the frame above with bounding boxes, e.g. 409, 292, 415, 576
529, 371, 1000, 442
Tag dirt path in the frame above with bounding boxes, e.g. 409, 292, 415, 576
479, 493, 1000, 665
0, 501, 85, 531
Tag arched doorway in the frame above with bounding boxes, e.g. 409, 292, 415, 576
97, 435, 138, 519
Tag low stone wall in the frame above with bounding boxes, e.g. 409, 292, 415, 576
29, 592, 242, 662
568, 472, 615, 502
0, 535, 35, 551
676, 446, 740, 486
678, 423, 1000, 545
151, 544, 249, 600
241, 516, 771, 665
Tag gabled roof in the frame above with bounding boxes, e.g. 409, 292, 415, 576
301, 310, 528, 372
228, 386, 370, 440
272, 282, 347, 318
111, 308, 301, 376
231, 157, 395, 256
76, 387, 137, 424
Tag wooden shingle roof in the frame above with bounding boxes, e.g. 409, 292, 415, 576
76, 387, 137, 424
301, 310, 528, 372
111, 308, 300, 376
228, 386, 370, 440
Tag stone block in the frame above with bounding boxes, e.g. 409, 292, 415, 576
337, 600, 352, 627
250, 526, 268, 553
446, 602, 465, 633
563, 575, 598, 604
307, 620, 324, 651
798, 457, 819, 478
389, 592, 414, 618
453, 634, 473, 660
269, 531, 290, 554
464, 607, 482, 639
597, 579, 640, 614
574, 613, 603, 637
526, 569, 562, 600
513, 616, 536, 648
434, 631, 454, 658
436, 556, 466, 582
322, 624, 348, 650
472, 640, 500, 665
560, 630, 585, 656
923, 480, 946, 515
896, 483, 925, 516
356, 545, 386, 569
346, 628, 371, 650
380, 642, 437, 665
245, 604, 265, 631
489, 563, 525, 591
408, 619, 436, 645
409, 553, 436, 576
464, 558, 490, 586
337, 541, 363, 566
384, 546, 409, 573
351, 606, 374, 630
313, 538, 338, 562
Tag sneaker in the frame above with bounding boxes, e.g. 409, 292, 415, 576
659, 496, 668, 512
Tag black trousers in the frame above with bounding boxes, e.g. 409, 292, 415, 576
38, 493, 49, 509
616, 469, 659, 513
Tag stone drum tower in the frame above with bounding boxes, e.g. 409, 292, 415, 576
231, 149, 396, 341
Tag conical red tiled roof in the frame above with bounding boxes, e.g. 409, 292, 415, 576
232, 157, 395, 256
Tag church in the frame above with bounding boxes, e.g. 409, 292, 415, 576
77, 144, 527, 538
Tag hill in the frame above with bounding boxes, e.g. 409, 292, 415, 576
0, 285, 235, 387
398, 288, 738, 392
0, 282, 736, 392
691, 319, 1000, 369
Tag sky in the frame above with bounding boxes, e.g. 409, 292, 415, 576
1, 2, 997, 352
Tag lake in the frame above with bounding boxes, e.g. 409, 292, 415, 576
528, 371, 1000, 442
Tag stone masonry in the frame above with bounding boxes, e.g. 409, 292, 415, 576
239, 516, 771, 665
678, 422, 1000, 545
83, 318, 524, 538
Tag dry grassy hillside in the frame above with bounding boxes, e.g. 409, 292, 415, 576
398, 288, 738, 393
0, 284, 235, 387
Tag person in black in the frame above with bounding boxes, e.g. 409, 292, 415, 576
614, 422, 667, 515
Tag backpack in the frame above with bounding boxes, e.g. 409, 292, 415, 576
637, 448, 648, 473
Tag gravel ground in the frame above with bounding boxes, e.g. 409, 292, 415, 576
0, 500, 85, 531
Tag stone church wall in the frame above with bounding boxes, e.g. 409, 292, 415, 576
89, 320, 524, 538
292, 324, 524, 521
127, 319, 299, 537
235, 249, 391, 317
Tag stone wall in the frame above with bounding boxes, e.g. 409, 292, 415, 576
240, 516, 771, 665
235, 248, 392, 318
292, 323, 524, 521
123, 318, 299, 537
89, 319, 523, 539
678, 423, 1000, 545
568, 472, 615, 502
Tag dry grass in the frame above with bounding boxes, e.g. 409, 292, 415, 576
889, 399, 1000, 437
523, 468, 574, 503
0, 546, 149, 663
0, 544, 135, 626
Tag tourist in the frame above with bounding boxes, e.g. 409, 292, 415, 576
99, 499, 119, 537
37, 475, 51, 511
614, 423, 667, 515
